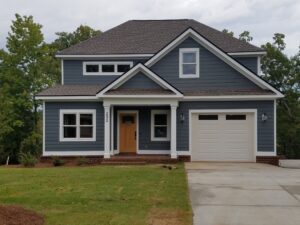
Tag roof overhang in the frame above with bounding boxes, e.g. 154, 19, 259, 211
145, 28, 283, 98
55, 54, 154, 59
35, 96, 99, 101
97, 63, 183, 98
227, 51, 267, 57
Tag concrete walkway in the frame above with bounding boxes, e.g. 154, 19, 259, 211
185, 162, 300, 225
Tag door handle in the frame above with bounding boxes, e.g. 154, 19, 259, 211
135, 131, 136, 140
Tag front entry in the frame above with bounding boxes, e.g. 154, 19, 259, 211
119, 112, 137, 153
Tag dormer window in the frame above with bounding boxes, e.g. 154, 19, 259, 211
179, 48, 199, 78
83, 61, 133, 75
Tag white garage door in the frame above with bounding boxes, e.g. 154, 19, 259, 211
191, 112, 255, 162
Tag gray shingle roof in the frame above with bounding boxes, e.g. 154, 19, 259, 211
57, 19, 263, 55
37, 85, 103, 96
105, 89, 176, 95
182, 89, 275, 96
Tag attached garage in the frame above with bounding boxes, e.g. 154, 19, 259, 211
190, 110, 256, 162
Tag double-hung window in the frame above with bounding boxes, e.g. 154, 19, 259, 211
179, 48, 199, 78
60, 110, 96, 141
151, 110, 170, 141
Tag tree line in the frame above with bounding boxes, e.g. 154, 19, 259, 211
0, 14, 299, 164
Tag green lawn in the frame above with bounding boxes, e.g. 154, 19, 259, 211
0, 164, 192, 225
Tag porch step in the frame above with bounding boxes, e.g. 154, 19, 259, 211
103, 155, 178, 164
101, 161, 147, 165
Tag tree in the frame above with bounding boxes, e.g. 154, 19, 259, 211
0, 14, 57, 163
222, 29, 234, 37
261, 34, 300, 158
239, 31, 253, 43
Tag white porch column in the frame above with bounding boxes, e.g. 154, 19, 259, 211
170, 104, 178, 159
104, 104, 111, 158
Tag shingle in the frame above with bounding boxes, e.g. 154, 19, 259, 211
183, 89, 275, 96
105, 89, 176, 95
37, 85, 103, 96
57, 19, 263, 56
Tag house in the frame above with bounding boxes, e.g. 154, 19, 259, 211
36, 19, 283, 163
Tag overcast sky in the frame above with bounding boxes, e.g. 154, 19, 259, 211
0, 0, 299, 55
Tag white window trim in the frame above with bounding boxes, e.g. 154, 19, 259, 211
59, 109, 96, 142
83, 61, 133, 75
179, 48, 199, 78
151, 110, 170, 141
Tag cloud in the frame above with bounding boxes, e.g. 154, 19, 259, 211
0, 0, 299, 55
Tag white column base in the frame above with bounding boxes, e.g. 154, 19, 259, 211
171, 153, 178, 159
104, 153, 111, 159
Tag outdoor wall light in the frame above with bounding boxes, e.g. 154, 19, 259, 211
261, 113, 268, 122
180, 113, 185, 123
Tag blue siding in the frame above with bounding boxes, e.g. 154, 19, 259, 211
151, 37, 261, 91
177, 101, 274, 152
118, 72, 162, 89
45, 102, 104, 152
113, 106, 170, 151
234, 56, 258, 73
63, 59, 146, 85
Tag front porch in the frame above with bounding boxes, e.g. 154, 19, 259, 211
103, 98, 179, 159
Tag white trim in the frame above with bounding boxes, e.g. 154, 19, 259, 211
137, 150, 170, 154
103, 98, 179, 107
151, 110, 170, 141
256, 151, 277, 156
36, 96, 99, 100
257, 56, 262, 75
103, 95, 181, 99
117, 110, 139, 153
182, 95, 281, 101
177, 151, 190, 156
59, 109, 96, 142
43, 151, 103, 156
170, 105, 178, 159
274, 100, 277, 155
43, 101, 45, 155
61, 59, 64, 85
228, 51, 266, 56
110, 106, 114, 155
145, 28, 283, 98
104, 106, 111, 158
189, 109, 259, 162
83, 61, 133, 76
97, 64, 183, 97
56, 54, 154, 59
179, 48, 199, 78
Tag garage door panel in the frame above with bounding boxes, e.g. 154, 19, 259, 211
191, 112, 255, 162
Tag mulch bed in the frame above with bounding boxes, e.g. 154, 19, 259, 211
0, 205, 44, 225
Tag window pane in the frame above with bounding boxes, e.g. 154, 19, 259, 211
64, 127, 76, 138
183, 64, 196, 75
117, 64, 131, 73
102, 64, 114, 72
63, 114, 76, 125
183, 52, 196, 63
80, 127, 93, 138
80, 114, 93, 125
154, 127, 167, 138
226, 115, 246, 120
154, 114, 167, 125
86, 64, 99, 72
198, 115, 218, 120
122, 115, 134, 124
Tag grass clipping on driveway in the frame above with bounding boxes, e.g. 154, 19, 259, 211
0, 164, 192, 225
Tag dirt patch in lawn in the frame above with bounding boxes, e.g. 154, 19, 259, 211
0, 205, 44, 225
147, 208, 191, 225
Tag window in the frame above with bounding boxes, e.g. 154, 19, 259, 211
179, 48, 199, 78
151, 110, 170, 141
83, 61, 133, 75
60, 110, 96, 141
198, 115, 218, 120
226, 114, 246, 120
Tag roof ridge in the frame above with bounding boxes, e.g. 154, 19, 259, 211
129, 19, 192, 21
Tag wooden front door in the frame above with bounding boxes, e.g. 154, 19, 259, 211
119, 113, 137, 153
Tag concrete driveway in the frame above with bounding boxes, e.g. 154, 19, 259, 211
185, 162, 300, 225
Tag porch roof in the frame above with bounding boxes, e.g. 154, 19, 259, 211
36, 84, 103, 96
105, 88, 176, 95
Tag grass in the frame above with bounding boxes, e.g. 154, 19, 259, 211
0, 164, 192, 225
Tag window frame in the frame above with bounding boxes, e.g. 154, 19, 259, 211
151, 110, 170, 141
83, 61, 133, 76
59, 109, 96, 142
179, 48, 200, 78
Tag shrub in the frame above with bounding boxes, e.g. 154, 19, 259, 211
19, 152, 38, 167
20, 132, 42, 157
77, 157, 89, 166
52, 157, 65, 167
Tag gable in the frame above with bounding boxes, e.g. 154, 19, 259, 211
151, 37, 262, 91
117, 71, 164, 90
